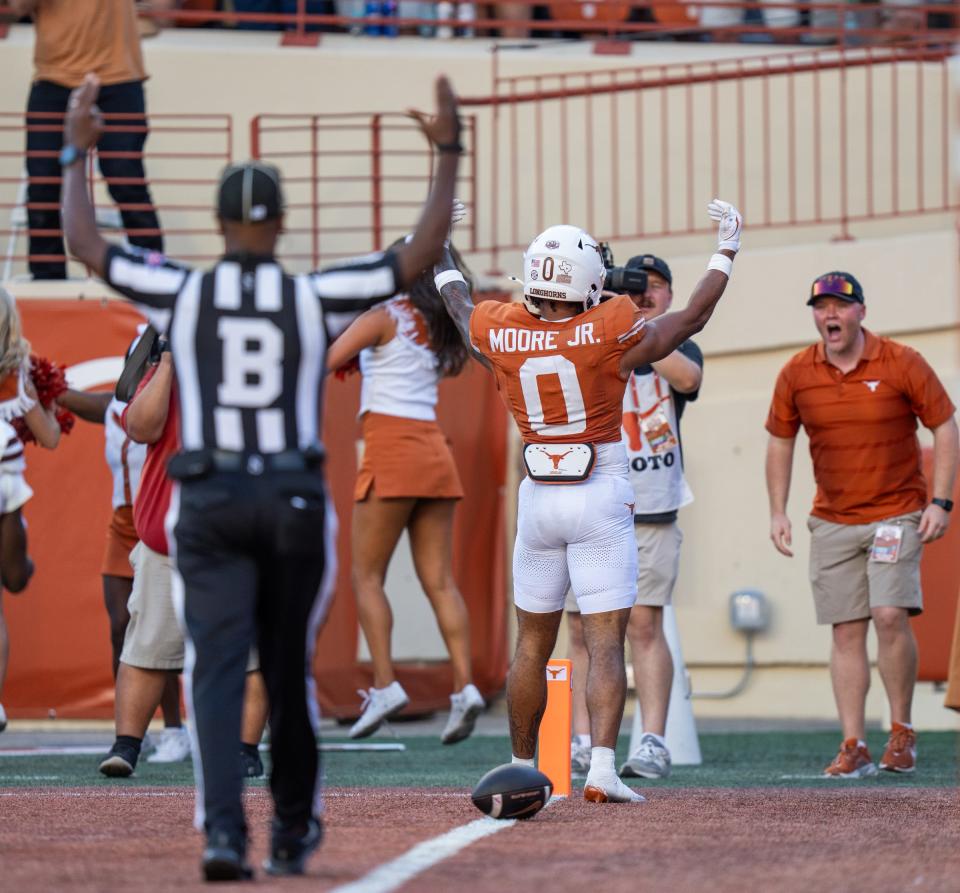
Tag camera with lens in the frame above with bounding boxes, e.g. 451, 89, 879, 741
599, 242, 647, 296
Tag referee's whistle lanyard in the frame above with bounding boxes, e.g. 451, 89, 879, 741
623, 372, 677, 455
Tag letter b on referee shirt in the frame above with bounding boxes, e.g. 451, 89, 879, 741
217, 318, 284, 407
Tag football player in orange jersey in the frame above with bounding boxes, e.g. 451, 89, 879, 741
435, 200, 742, 802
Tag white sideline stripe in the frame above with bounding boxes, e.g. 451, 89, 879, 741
328, 816, 516, 893
0, 742, 406, 758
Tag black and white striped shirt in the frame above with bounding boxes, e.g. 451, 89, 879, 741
104, 245, 401, 455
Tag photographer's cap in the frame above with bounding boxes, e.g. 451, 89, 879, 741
807, 271, 864, 305
626, 253, 672, 286
217, 161, 284, 224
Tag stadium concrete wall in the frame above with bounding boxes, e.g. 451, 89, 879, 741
0, 28, 957, 728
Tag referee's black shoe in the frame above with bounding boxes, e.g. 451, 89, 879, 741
263, 817, 323, 876
202, 830, 253, 882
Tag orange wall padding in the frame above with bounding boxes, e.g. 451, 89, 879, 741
914, 447, 960, 682
3, 299, 509, 720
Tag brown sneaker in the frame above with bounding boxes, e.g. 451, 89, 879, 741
879, 722, 916, 773
823, 738, 878, 778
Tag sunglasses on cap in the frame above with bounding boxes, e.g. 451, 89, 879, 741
807, 272, 863, 305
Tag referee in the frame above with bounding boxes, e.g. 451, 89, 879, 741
62, 73, 463, 882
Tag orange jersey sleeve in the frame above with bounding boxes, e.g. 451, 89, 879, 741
471, 296, 645, 444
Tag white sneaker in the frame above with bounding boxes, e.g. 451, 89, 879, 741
146, 726, 191, 763
349, 682, 409, 739
619, 733, 672, 779
441, 684, 484, 745
570, 741, 591, 775
584, 770, 646, 803
0, 703, 6, 733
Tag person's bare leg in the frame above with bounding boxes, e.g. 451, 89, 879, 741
0, 510, 33, 594
408, 499, 472, 690
872, 607, 917, 725
831, 619, 871, 740
626, 605, 672, 737
241, 670, 269, 746
351, 493, 416, 689
115, 662, 168, 738
581, 608, 632, 748
102, 574, 133, 679
160, 672, 182, 728
0, 593, 8, 703
507, 607, 563, 759
566, 611, 590, 738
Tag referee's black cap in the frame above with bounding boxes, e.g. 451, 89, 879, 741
217, 161, 284, 224
625, 253, 672, 286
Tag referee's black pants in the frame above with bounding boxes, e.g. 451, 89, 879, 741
173, 468, 330, 847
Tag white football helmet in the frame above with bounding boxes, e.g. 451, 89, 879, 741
521, 224, 606, 317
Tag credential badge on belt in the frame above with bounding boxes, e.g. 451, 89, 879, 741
522, 443, 596, 483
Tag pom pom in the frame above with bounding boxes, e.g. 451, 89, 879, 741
13, 355, 75, 445
333, 356, 361, 381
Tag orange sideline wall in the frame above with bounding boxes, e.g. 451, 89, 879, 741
3, 298, 509, 720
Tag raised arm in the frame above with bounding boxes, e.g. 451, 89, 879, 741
619, 200, 741, 377
123, 352, 173, 445
325, 307, 392, 372
393, 77, 463, 288
61, 75, 111, 279
434, 244, 490, 370
22, 377, 61, 449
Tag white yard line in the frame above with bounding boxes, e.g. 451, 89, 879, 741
329, 798, 559, 893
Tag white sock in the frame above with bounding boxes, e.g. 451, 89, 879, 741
644, 732, 666, 747
590, 746, 615, 775
512, 755, 535, 767
574, 734, 591, 747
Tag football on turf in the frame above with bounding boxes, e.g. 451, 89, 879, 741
470, 764, 552, 820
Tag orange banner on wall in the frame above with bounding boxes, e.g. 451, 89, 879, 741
3, 298, 509, 720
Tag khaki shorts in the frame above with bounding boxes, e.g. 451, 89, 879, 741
807, 511, 924, 625
122, 542, 261, 672
564, 521, 682, 613
121, 542, 183, 670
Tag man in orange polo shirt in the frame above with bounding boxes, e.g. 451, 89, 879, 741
765, 271, 959, 778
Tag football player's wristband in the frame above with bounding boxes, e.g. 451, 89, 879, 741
708, 253, 733, 277
435, 270, 466, 292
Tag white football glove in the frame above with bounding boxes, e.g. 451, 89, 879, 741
445, 198, 466, 248
707, 198, 742, 253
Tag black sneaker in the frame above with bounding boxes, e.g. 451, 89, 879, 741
98, 741, 139, 778
240, 748, 265, 779
263, 817, 323, 876
202, 829, 253, 882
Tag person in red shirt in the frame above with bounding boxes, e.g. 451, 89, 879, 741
98, 337, 268, 779
765, 271, 959, 778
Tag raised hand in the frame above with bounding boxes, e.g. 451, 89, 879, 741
65, 73, 104, 151
407, 76, 462, 153
707, 198, 743, 253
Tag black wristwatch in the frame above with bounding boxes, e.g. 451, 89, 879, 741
58, 144, 86, 168
931, 497, 954, 513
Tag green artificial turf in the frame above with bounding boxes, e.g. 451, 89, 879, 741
1, 731, 957, 790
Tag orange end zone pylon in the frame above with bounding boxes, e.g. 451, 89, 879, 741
537, 658, 572, 797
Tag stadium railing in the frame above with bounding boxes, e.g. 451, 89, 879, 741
0, 112, 233, 279
246, 43, 953, 272
251, 112, 477, 267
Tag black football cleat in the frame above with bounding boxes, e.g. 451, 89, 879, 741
202, 830, 253, 882
263, 817, 323, 876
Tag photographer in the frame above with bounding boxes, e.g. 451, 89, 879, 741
98, 331, 269, 782
565, 252, 703, 780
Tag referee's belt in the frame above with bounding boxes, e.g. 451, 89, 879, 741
168, 447, 324, 480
